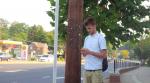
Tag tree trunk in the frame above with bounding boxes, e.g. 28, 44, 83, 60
64, 0, 83, 83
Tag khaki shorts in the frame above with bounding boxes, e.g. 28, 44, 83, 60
83, 70, 103, 83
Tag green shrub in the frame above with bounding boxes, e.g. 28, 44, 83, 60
147, 59, 150, 66
30, 57, 37, 61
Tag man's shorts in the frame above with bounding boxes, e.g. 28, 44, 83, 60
83, 69, 103, 83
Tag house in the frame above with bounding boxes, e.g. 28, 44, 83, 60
28, 42, 49, 58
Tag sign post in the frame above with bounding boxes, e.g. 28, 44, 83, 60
53, 0, 59, 83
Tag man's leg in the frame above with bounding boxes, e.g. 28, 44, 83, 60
83, 71, 92, 83
91, 70, 103, 83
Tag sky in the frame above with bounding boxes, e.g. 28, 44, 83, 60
0, 0, 52, 31
0, 0, 149, 32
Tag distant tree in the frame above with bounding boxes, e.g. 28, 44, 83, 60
0, 18, 9, 39
0, 18, 8, 28
9, 22, 29, 41
0, 18, 54, 46
46, 31, 54, 46
27, 25, 47, 43
134, 37, 150, 65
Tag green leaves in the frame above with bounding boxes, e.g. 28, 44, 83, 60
27, 25, 47, 43
47, 0, 150, 48
134, 37, 150, 61
0, 19, 54, 46
0, 18, 9, 39
8, 22, 29, 41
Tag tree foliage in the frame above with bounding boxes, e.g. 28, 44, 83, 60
0, 18, 54, 46
0, 18, 9, 39
28, 25, 47, 43
9, 22, 29, 41
46, 31, 54, 46
134, 36, 150, 65
47, 0, 150, 48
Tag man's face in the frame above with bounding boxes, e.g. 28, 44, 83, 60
85, 24, 96, 35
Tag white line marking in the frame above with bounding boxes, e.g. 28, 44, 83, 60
56, 77, 64, 79
4, 69, 27, 72
11, 81, 18, 83
42, 76, 51, 79
56, 77, 84, 80
132, 75, 142, 83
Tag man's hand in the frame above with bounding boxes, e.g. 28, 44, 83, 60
80, 48, 90, 56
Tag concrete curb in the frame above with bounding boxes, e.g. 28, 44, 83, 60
0, 61, 65, 64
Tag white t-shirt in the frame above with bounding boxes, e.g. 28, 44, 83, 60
83, 32, 107, 70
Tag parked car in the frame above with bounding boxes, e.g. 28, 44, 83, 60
0, 52, 11, 61
39, 54, 54, 62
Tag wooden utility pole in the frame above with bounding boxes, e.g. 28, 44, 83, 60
65, 0, 83, 83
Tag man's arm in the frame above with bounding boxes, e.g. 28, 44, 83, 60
81, 48, 107, 58
88, 49, 107, 59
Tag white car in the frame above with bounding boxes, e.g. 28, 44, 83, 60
39, 54, 54, 62
0, 52, 11, 61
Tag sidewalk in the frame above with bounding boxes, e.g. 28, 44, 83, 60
104, 79, 109, 83
120, 67, 150, 83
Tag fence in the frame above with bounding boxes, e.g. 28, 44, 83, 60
113, 59, 140, 73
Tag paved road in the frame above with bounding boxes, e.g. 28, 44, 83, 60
0, 62, 115, 83
0, 64, 64, 83
121, 67, 150, 83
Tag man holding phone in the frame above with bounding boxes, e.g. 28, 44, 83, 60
81, 17, 107, 83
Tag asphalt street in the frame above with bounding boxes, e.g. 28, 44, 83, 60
0, 64, 64, 83
0, 63, 115, 83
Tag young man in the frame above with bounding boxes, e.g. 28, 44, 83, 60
81, 17, 107, 83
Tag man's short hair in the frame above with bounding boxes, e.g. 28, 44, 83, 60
84, 17, 96, 27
